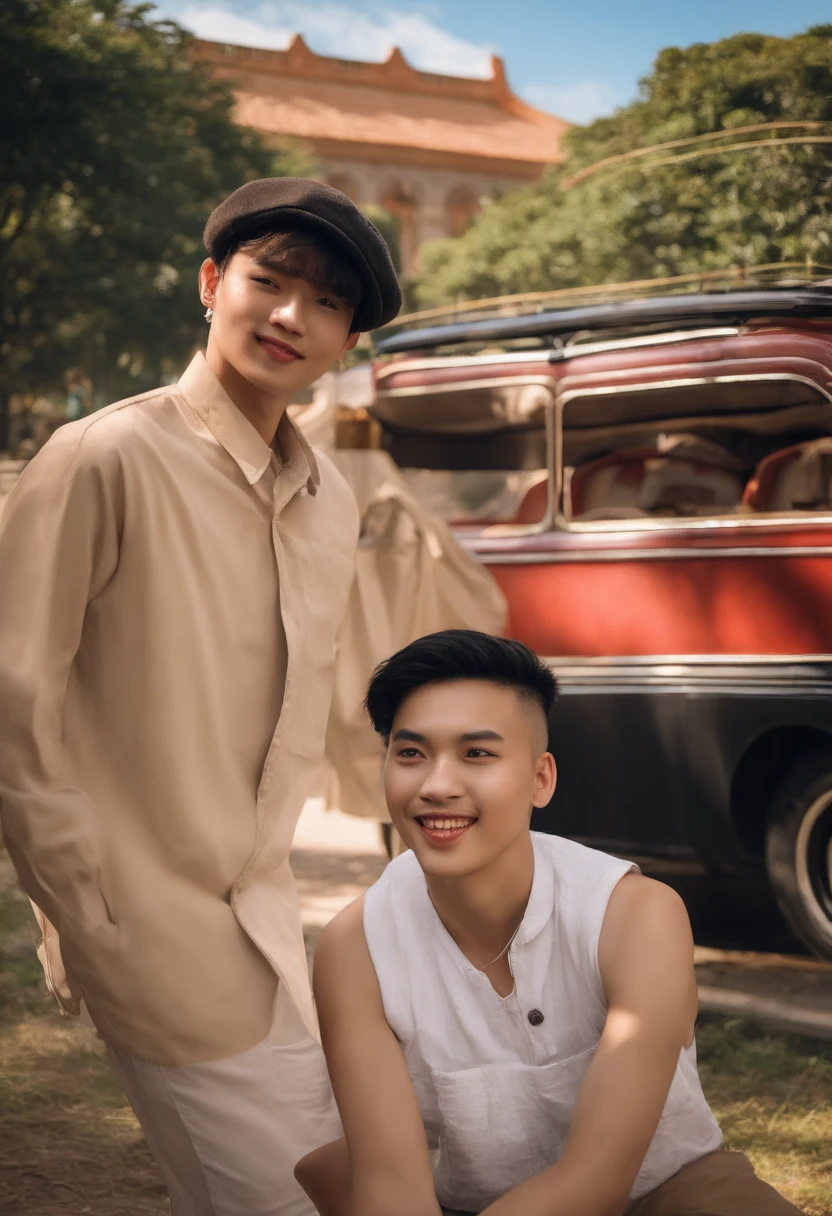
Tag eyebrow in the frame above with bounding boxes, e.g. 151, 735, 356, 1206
253, 257, 348, 302
391, 729, 504, 744
254, 257, 292, 274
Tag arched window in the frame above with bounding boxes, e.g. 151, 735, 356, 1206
381, 181, 418, 276
446, 186, 480, 238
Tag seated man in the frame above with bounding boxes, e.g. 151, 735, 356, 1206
296, 630, 801, 1216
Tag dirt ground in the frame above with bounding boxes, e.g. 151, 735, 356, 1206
1, 804, 831, 1215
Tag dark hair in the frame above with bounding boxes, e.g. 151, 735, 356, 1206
219, 227, 364, 309
365, 629, 558, 743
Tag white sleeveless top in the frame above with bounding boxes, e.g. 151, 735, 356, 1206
363, 831, 722, 1214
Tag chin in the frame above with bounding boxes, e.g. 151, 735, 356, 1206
411, 840, 488, 881
249, 359, 302, 395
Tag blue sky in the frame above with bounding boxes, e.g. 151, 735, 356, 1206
151, 1, 832, 122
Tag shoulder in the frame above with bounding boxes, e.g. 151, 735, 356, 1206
605, 872, 690, 933
533, 831, 637, 886
316, 893, 366, 963
363, 850, 422, 921
599, 874, 693, 982
40, 386, 174, 467
313, 895, 387, 1018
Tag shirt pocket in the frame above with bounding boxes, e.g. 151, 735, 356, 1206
431, 1048, 596, 1212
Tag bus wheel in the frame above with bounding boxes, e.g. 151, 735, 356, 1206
765, 746, 832, 961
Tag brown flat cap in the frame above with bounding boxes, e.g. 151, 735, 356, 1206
204, 178, 402, 331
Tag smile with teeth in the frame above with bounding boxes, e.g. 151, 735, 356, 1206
415, 815, 476, 841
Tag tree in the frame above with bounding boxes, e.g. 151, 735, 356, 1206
415, 26, 832, 308
0, 0, 291, 449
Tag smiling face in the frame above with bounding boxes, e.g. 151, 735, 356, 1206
198, 237, 360, 403
385, 678, 556, 880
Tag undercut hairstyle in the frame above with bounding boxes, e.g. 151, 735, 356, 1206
219, 227, 364, 311
365, 629, 558, 744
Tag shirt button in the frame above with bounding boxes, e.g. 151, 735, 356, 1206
528, 1009, 544, 1027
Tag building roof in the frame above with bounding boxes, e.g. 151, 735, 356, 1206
193, 35, 569, 178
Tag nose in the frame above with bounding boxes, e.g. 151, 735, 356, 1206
419, 756, 465, 806
269, 288, 306, 337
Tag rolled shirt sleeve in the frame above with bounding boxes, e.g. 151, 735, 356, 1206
0, 424, 121, 951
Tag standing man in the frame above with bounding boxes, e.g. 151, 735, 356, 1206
0, 179, 401, 1215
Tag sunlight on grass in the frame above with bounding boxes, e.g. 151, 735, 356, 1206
0, 872, 166, 1215
697, 1016, 832, 1214
2, 875, 830, 1213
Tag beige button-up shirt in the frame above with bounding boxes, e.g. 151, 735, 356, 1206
0, 353, 359, 1065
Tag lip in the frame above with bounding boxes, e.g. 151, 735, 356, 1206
256, 335, 303, 362
414, 815, 477, 847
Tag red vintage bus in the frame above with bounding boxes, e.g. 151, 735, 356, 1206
373, 288, 832, 961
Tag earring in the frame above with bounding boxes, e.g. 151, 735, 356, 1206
204, 307, 213, 322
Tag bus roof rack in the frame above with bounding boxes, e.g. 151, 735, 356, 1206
375, 288, 832, 356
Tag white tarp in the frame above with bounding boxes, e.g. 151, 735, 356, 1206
319, 449, 508, 821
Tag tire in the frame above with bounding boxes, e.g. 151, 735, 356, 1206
765, 746, 832, 961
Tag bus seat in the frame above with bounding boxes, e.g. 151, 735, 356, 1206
742, 438, 832, 512
568, 446, 743, 520
512, 475, 549, 524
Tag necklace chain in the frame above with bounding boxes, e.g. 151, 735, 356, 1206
425, 890, 523, 972
479, 919, 523, 971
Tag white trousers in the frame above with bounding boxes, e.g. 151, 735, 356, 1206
106, 986, 342, 1216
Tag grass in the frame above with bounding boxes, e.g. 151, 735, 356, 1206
0, 871, 167, 1216
696, 1017, 832, 1213
1, 869, 831, 1215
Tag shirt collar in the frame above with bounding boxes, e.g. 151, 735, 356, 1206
177, 351, 320, 494
516, 833, 556, 947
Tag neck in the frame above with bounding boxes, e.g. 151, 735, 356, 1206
425, 831, 535, 968
205, 344, 288, 447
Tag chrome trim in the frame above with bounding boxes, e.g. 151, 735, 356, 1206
373, 328, 742, 378
561, 327, 740, 357
561, 513, 832, 534
540, 653, 832, 666
542, 654, 832, 696
475, 544, 832, 564
376, 374, 557, 399
558, 371, 832, 397
375, 351, 552, 376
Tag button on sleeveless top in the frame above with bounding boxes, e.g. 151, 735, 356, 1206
363, 831, 722, 1214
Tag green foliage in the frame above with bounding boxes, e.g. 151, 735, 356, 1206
0, 0, 291, 441
415, 27, 832, 308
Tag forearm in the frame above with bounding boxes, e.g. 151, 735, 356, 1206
480, 1156, 628, 1216
295, 1138, 442, 1216
347, 1158, 444, 1216
349, 1188, 443, 1216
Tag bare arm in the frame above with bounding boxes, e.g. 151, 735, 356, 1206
313, 896, 443, 1216
481, 874, 698, 1216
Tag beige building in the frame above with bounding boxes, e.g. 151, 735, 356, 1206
193, 35, 569, 276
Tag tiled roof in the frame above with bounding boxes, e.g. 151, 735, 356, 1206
193, 36, 568, 172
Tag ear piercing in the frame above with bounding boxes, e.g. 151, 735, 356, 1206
204, 307, 213, 322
